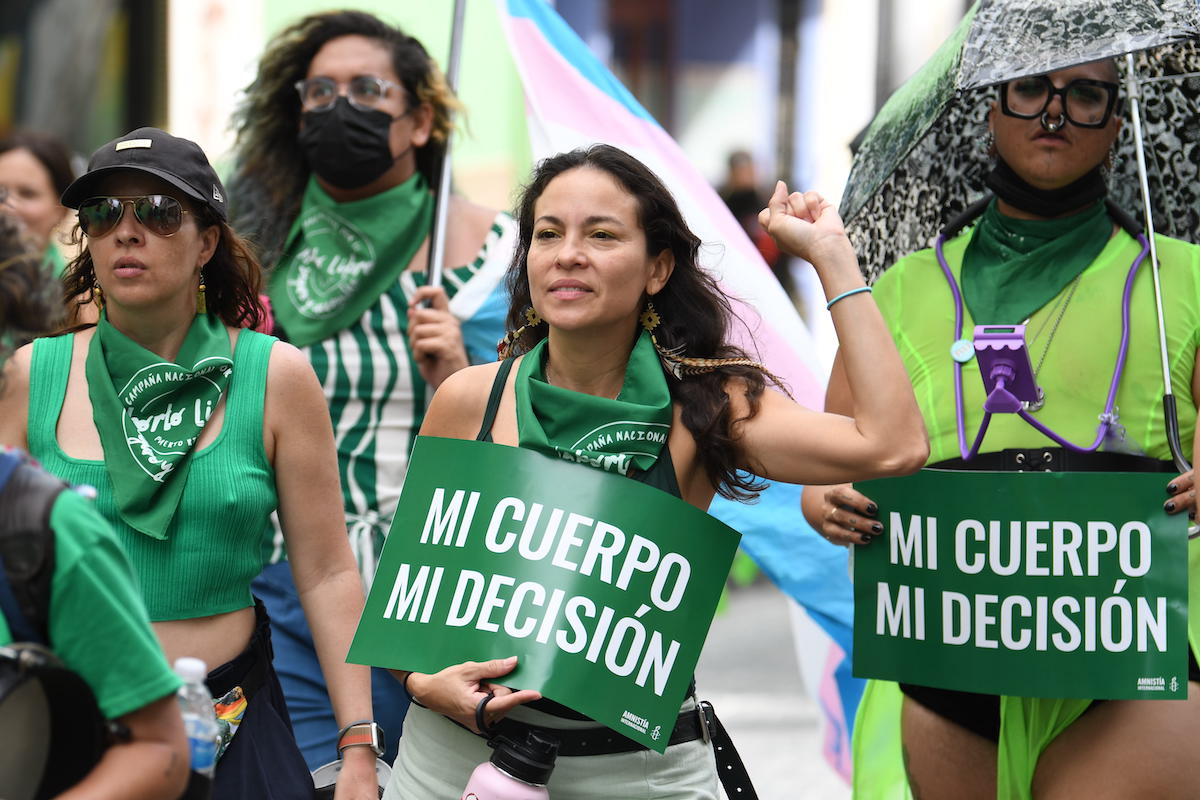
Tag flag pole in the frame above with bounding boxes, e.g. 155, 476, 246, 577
426, 0, 468, 291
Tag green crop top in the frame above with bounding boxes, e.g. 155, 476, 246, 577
28, 329, 279, 621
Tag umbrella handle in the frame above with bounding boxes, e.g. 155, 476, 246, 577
1124, 54, 1188, 473
1163, 394, 1191, 475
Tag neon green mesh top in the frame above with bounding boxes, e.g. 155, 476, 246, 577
28, 329, 278, 621
873, 227, 1200, 464
858, 226, 1200, 800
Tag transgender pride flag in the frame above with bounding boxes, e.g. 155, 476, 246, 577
497, 0, 862, 781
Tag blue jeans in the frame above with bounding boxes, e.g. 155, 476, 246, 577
252, 561, 410, 770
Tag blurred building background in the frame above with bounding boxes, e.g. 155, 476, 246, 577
1, 0, 970, 355
3, 0, 969, 206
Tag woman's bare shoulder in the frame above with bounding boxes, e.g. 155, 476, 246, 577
447, 195, 502, 253
422, 360, 509, 438
448, 194, 500, 228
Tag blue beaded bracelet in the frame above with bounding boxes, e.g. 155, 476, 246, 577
825, 286, 872, 310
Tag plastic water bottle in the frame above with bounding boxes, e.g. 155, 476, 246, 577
460, 732, 558, 799
174, 657, 219, 778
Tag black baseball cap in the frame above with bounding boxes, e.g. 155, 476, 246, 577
60, 127, 227, 221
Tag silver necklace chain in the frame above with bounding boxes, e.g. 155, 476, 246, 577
1020, 274, 1084, 412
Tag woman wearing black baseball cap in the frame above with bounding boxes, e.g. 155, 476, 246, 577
0, 127, 379, 800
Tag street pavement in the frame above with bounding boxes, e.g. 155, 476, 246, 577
696, 579, 851, 800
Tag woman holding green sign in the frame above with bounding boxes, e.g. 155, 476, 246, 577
804, 59, 1200, 800
386, 144, 929, 798
0, 128, 379, 800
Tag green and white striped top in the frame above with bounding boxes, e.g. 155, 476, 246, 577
267, 213, 516, 585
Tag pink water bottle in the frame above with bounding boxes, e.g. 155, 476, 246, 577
460, 732, 558, 800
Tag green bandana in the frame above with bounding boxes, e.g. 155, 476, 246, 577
961, 199, 1112, 324
514, 331, 673, 475
268, 172, 434, 347
85, 311, 233, 540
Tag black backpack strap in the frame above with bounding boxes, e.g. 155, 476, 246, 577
0, 450, 66, 645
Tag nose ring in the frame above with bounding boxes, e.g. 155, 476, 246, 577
1040, 111, 1065, 133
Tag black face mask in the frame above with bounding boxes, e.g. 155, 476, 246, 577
985, 157, 1108, 218
299, 97, 405, 189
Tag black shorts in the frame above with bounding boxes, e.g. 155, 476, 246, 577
899, 647, 1200, 743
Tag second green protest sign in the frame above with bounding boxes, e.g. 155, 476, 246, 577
348, 436, 741, 752
854, 469, 1189, 699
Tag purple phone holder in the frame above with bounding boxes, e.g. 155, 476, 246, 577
973, 324, 1040, 413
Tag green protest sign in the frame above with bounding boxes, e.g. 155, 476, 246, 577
853, 470, 1188, 699
347, 436, 740, 752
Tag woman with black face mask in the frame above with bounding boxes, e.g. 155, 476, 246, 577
227, 10, 516, 771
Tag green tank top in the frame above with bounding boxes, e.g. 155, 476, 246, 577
874, 227, 1200, 463
28, 329, 279, 621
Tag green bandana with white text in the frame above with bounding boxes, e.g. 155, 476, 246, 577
85, 311, 233, 540
514, 330, 673, 475
268, 172, 433, 347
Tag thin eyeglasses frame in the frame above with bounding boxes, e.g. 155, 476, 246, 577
294, 75, 406, 113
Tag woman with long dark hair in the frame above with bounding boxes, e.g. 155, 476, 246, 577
0, 127, 378, 800
228, 10, 515, 766
386, 144, 928, 798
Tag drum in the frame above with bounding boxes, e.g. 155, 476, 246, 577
0, 643, 108, 800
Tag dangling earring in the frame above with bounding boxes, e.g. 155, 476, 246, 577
640, 299, 792, 396
497, 306, 543, 359
196, 272, 207, 315
639, 303, 661, 333
1103, 145, 1117, 177
640, 300, 689, 377
981, 129, 996, 158
92, 282, 104, 311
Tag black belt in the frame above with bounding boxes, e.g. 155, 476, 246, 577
485, 702, 706, 756
931, 448, 1175, 473
452, 699, 758, 798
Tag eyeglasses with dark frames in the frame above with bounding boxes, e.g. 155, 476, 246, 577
999, 76, 1121, 129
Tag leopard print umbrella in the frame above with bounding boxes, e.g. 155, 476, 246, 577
841, 0, 1200, 282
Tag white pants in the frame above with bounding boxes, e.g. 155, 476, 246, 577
385, 701, 721, 800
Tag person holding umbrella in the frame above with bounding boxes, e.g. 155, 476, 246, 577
226, 9, 515, 769
804, 57, 1200, 799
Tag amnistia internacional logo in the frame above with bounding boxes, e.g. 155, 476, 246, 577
120, 356, 233, 482
286, 208, 377, 319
